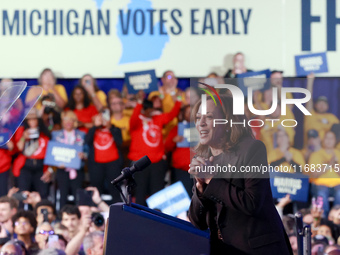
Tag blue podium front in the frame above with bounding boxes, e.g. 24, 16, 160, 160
104, 203, 210, 255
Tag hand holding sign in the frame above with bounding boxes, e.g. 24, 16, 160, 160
173, 135, 184, 143
44, 141, 83, 169
125, 70, 158, 94
236, 69, 271, 97
295, 52, 328, 76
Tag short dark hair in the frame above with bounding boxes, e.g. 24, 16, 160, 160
142, 99, 153, 111
34, 199, 56, 216
12, 210, 37, 231
162, 70, 174, 78
60, 205, 81, 220
0, 196, 19, 209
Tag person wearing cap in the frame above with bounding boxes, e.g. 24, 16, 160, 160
301, 129, 322, 162
308, 131, 340, 216
305, 74, 339, 145
253, 70, 294, 111
13, 109, 51, 199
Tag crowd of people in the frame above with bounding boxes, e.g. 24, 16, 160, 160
0, 52, 339, 254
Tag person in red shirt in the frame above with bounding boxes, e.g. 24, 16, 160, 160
0, 140, 14, 197
14, 109, 51, 199
85, 110, 123, 203
165, 105, 193, 197
129, 97, 181, 205
67, 85, 98, 133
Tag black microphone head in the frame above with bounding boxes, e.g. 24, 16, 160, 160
132, 156, 151, 172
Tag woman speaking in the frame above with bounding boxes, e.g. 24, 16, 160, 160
188, 94, 293, 255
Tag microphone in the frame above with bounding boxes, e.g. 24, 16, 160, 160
111, 156, 151, 185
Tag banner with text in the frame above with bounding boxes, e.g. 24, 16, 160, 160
44, 141, 82, 169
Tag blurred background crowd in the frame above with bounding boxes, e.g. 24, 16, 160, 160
0, 52, 340, 254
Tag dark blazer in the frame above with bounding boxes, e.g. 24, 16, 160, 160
189, 136, 293, 255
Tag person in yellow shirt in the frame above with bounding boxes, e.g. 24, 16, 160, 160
109, 94, 130, 143
301, 129, 322, 163
305, 96, 339, 141
308, 131, 340, 216
148, 70, 186, 137
260, 103, 295, 153
109, 92, 131, 167
304, 74, 339, 144
268, 129, 305, 172
25, 68, 68, 112
79, 74, 107, 112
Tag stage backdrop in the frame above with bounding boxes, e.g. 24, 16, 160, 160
1, 0, 339, 78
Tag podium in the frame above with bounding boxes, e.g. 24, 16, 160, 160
104, 203, 210, 255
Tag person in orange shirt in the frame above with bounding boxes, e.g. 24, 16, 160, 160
309, 131, 340, 216
79, 74, 107, 112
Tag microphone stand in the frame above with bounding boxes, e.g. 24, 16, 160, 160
113, 167, 137, 206
295, 212, 311, 255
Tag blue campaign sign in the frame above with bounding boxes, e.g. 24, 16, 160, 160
270, 172, 309, 202
0, 132, 10, 149
146, 181, 191, 217
236, 69, 271, 96
177, 122, 190, 148
124, 69, 158, 94
44, 141, 82, 169
177, 122, 199, 148
295, 52, 328, 76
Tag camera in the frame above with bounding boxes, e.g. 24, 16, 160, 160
41, 208, 49, 222
28, 128, 39, 139
91, 212, 104, 227
41, 94, 57, 114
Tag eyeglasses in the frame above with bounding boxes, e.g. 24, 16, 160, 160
14, 221, 30, 226
39, 230, 54, 235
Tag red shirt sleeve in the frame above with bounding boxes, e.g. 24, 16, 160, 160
130, 103, 142, 131
164, 126, 178, 153
160, 100, 181, 126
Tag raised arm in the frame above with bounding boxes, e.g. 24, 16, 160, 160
129, 103, 142, 131
305, 73, 315, 112
160, 100, 181, 125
